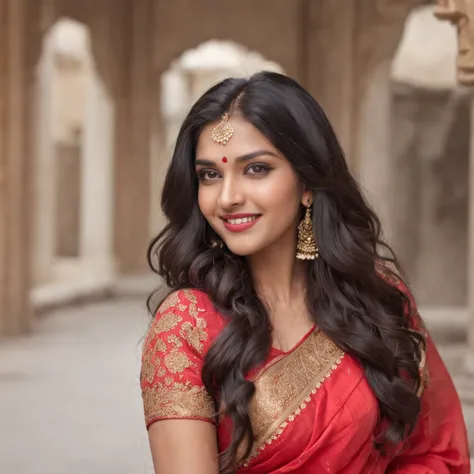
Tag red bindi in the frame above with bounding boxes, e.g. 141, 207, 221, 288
222, 157, 228, 163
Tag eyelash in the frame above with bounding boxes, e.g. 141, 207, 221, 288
197, 163, 271, 181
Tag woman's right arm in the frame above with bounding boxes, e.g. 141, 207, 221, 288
148, 419, 219, 474
140, 290, 220, 474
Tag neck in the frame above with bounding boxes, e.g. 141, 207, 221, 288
247, 230, 306, 304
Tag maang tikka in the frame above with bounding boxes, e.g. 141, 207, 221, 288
211, 113, 234, 145
296, 202, 319, 260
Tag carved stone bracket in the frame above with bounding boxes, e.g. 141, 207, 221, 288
434, 0, 474, 85
358, 0, 426, 79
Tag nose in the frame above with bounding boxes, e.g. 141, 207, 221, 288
217, 175, 244, 210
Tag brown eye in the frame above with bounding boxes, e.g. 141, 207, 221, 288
198, 169, 220, 181
246, 164, 271, 175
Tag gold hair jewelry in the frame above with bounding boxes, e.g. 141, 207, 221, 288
211, 113, 234, 145
296, 203, 319, 260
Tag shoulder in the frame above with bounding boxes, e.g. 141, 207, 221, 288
157, 288, 215, 312
375, 259, 426, 331
145, 288, 225, 356
375, 259, 404, 290
375, 259, 415, 305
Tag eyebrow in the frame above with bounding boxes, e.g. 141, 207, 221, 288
195, 150, 280, 167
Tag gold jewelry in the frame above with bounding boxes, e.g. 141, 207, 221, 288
296, 204, 319, 260
211, 113, 234, 145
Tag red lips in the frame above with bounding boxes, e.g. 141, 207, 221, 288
221, 214, 261, 233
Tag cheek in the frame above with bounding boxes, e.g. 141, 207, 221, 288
197, 186, 215, 219
256, 171, 302, 211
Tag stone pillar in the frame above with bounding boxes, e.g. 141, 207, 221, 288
466, 99, 474, 373
79, 64, 115, 278
32, 30, 56, 285
0, 0, 40, 334
87, 0, 154, 275
353, 1, 420, 248
432, 0, 474, 372
307, 1, 419, 247
305, 0, 358, 160
149, 84, 167, 238
356, 60, 397, 243
113, 0, 154, 274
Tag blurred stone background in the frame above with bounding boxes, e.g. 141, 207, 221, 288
0, 1, 473, 472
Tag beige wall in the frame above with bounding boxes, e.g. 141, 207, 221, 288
392, 84, 469, 305
51, 55, 87, 144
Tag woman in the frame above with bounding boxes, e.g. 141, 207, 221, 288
140, 72, 470, 473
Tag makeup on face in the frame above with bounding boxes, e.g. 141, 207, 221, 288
221, 213, 262, 232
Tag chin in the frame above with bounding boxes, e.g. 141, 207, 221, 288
223, 242, 263, 257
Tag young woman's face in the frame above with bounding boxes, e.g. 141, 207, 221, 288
195, 115, 311, 257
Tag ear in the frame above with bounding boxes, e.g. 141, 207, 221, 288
301, 190, 313, 207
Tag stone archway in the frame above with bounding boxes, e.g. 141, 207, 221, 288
31, 18, 116, 307
152, 0, 306, 84
0, 0, 43, 334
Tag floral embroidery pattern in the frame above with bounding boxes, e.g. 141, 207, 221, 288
140, 290, 215, 427
142, 380, 215, 423
164, 349, 194, 374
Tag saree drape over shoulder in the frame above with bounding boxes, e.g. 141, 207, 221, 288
140, 285, 470, 473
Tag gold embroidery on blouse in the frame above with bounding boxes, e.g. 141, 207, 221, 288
183, 289, 199, 318
181, 319, 208, 354
240, 329, 345, 466
154, 339, 167, 353
141, 289, 215, 426
157, 366, 166, 377
142, 380, 215, 425
184, 288, 198, 304
164, 348, 195, 374
158, 292, 180, 313
153, 311, 183, 334
168, 334, 183, 349
141, 353, 160, 384
177, 289, 209, 354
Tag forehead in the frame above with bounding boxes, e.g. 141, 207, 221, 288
196, 115, 278, 159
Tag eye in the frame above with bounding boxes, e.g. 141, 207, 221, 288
197, 169, 221, 181
246, 163, 271, 175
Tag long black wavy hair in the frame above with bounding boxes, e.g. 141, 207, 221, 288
147, 71, 424, 473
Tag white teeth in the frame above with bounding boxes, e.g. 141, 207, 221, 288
227, 216, 258, 225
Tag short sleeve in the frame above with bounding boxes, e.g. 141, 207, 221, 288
140, 289, 216, 429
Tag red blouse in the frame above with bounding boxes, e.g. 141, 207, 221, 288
140, 284, 470, 473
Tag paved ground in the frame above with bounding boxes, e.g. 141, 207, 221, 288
0, 297, 472, 474
0, 298, 154, 474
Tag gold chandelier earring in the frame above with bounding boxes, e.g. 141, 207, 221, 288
296, 203, 319, 260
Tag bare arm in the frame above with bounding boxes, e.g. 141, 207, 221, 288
148, 419, 219, 474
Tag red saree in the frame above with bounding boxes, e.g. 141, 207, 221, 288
140, 287, 470, 473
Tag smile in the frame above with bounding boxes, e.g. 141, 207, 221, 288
221, 214, 261, 232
